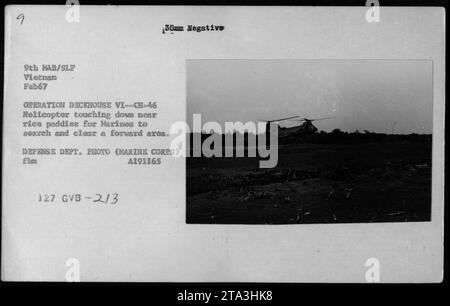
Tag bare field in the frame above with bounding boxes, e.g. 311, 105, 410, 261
186, 141, 431, 224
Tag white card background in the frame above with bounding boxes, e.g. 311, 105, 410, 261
2, 6, 445, 282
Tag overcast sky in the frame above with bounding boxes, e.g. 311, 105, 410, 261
187, 60, 432, 134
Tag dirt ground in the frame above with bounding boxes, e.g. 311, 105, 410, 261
186, 142, 432, 224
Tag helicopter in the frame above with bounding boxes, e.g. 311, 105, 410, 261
258, 115, 334, 140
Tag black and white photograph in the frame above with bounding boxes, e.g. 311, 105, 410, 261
187, 59, 433, 224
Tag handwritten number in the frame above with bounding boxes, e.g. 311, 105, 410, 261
17, 13, 24, 25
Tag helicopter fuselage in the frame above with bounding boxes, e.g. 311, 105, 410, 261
276, 121, 318, 139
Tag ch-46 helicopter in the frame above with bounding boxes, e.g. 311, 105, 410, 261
258, 115, 334, 140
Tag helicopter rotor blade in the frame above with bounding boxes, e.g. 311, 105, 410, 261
307, 116, 335, 121
288, 118, 310, 122
288, 116, 335, 122
259, 115, 301, 123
